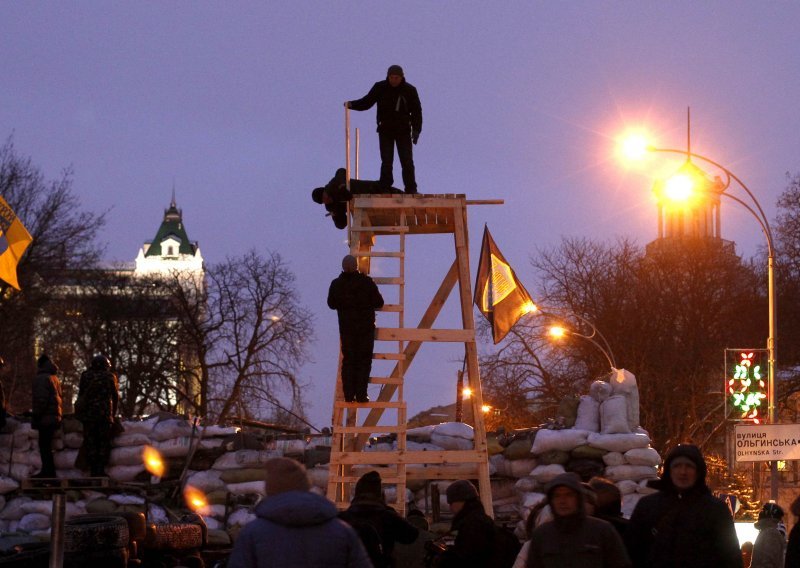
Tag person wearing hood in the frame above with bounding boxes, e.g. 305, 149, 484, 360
346, 65, 423, 194
626, 444, 743, 568
328, 255, 384, 403
74, 354, 120, 477
588, 476, 629, 540
311, 168, 404, 230
525, 472, 630, 568
435, 480, 496, 567
751, 502, 786, 568
339, 471, 419, 567
228, 457, 372, 568
31, 354, 62, 479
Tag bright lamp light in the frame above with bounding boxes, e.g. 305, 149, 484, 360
663, 173, 695, 201
618, 132, 651, 162
548, 326, 567, 339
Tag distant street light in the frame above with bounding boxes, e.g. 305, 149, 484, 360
620, 123, 778, 501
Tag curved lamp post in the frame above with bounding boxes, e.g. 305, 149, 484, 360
641, 143, 778, 500
547, 323, 617, 370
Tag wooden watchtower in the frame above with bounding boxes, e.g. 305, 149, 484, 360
326, 193, 494, 516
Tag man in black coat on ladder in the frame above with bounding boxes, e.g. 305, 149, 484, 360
328, 255, 384, 403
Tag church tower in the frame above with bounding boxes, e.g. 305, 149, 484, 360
134, 193, 204, 277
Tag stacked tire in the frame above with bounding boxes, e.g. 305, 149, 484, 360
64, 515, 129, 568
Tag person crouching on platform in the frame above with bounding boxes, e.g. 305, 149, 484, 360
328, 255, 384, 403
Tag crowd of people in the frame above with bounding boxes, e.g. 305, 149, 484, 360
226, 444, 800, 568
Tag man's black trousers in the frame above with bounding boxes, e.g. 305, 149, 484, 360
379, 130, 417, 193
36, 425, 57, 477
340, 330, 375, 402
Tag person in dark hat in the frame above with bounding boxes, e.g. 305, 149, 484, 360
30, 354, 62, 478
524, 472, 630, 568
311, 167, 404, 230
74, 354, 120, 477
345, 65, 423, 193
752, 501, 786, 568
436, 480, 496, 567
328, 255, 384, 402
339, 470, 419, 567
626, 444, 742, 568
229, 457, 372, 568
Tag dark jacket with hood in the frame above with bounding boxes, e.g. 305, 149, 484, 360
527, 473, 630, 568
349, 77, 422, 136
625, 444, 743, 568
751, 516, 786, 568
312, 168, 404, 230
339, 488, 419, 567
328, 270, 384, 335
31, 358, 62, 430
437, 498, 496, 568
228, 490, 372, 568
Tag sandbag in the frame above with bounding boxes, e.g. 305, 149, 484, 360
8, 463, 34, 481
227, 508, 256, 528
110, 446, 144, 466
624, 447, 661, 466
637, 479, 658, 495
571, 445, 607, 460
148, 504, 169, 524
616, 479, 639, 495
200, 438, 225, 450
406, 440, 444, 451
556, 396, 580, 428
611, 369, 640, 429
530, 464, 566, 484
531, 429, 589, 455
566, 458, 604, 480
509, 458, 538, 479
202, 425, 239, 437
220, 468, 265, 484
490, 455, 513, 478
63, 432, 84, 449
514, 477, 538, 493
107, 464, 146, 482
589, 380, 613, 402
18, 513, 49, 531
574, 396, 600, 432
432, 422, 474, 440
157, 436, 193, 458
587, 432, 650, 452
602, 451, 625, 466
113, 433, 152, 447
521, 491, 546, 510
206, 490, 229, 505
186, 469, 225, 492
604, 464, 658, 482
227, 480, 265, 496
538, 449, 570, 466
491, 478, 517, 500
600, 395, 630, 434
406, 425, 435, 442
307, 466, 329, 489
487, 433, 504, 455
621, 493, 643, 518
430, 433, 473, 451
212, 450, 280, 470
203, 516, 223, 530
121, 416, 159, 435
503, 437, 534, 460
0, 496, 32, 520
151, 418, 194, 441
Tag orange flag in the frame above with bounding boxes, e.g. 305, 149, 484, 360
474, 225, 534, 344
0, 196, 32, 290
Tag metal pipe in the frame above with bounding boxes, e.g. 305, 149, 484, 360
50, 492, 66, 568
355, 127, 360, 180
345, 105, 351, 190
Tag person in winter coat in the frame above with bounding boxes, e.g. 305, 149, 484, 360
346, 65, 423, 193
526, 473, 630, 568
626, 444, 743, 568
752, 502, 786, 568
435, 480, 496, 568
588, 477, 629, 541
31, 354, 62, 478
785, 496, 800, 568
74, 354, 120, 477
328, 255, 384, 402
339, 471, 419, 567
228, 457, 372, 568
312, 168, 404, 229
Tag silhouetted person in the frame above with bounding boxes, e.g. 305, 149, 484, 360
626, 444, 742, 568
75, 355, 119, 477
346, 65, 422, 193
339, 471, 419, 567
752, 502, 786, 568
328, 255, 384, 403
437, 480, 496, 568
312, 167, 403, 229
31, 354, 62, 478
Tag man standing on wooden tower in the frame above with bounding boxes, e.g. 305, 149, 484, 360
328, 255, 384, 403
345, 64, 423, 194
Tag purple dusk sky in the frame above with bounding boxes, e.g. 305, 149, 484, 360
1, 3, 798, 429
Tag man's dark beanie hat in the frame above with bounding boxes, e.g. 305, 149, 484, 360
355, 470, 382, 498
446, 479, 479, 504
312, 187, 325, 204
387, 65, 404, 77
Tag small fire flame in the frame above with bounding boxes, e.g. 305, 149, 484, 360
184, 484, 210, 516
142, 445, 166, 478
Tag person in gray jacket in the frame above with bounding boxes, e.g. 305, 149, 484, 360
527, 472, 630, 568
752, 502, 786, 568
228, 457, 372, 568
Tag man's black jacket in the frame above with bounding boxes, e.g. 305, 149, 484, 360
327, 271, 384, 334
349, 78, 422, 135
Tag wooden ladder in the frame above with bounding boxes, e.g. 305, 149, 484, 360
327, 194, 493, 517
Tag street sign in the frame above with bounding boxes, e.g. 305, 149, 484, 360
734, 423, 800, 462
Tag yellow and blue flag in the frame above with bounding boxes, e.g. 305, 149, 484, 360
0, 196, 32, 290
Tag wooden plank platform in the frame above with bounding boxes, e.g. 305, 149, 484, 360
21, 476, 112, 491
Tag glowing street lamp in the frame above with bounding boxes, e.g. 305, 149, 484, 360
547, 323, 616, 370
619, 117, 778, 500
